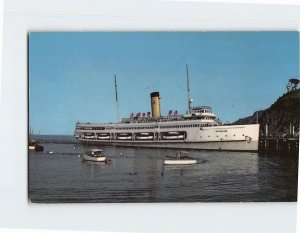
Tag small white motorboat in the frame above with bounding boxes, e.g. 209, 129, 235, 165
164, 151, 197, 165
80, 149, 106, 162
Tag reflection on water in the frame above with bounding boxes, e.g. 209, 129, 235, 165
29, 136, 298, 203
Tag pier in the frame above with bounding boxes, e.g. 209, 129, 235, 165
259, 136, 299, 152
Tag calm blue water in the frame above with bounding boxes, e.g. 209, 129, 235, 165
29, 135, 298, 203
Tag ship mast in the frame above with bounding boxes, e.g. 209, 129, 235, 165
114, 75, 120, 123
186, 64, 192, 112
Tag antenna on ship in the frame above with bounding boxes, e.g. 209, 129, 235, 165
186, 64, 192, 112
114, 75, 120, 123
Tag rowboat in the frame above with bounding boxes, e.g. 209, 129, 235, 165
164, 151, 197, 165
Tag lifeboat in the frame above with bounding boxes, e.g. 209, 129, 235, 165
97, 133, 110, 140
83, 133, 95, 139
162, 132, 185, 140
136, 132, 154, 140
117, 133, 132, 140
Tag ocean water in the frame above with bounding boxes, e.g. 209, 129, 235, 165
29, 135, 298, 203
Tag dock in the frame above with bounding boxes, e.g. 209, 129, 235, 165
259, 136, 299, 152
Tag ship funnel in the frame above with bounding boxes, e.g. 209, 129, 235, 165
150, 92, 161, 119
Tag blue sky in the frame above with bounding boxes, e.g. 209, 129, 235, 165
29, 32, 299, 135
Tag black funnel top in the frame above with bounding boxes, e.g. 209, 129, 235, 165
150, 92, 160, 98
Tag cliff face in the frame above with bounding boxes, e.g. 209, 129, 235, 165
234, 89, 300, 136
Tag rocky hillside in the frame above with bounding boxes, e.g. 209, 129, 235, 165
234, 89, 300, 136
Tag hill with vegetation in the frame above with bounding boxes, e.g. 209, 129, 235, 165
234, 89, 300, 136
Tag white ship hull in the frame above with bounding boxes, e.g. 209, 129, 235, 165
75, 124, 260, 152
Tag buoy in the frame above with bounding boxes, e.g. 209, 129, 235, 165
129, 172, 137, 175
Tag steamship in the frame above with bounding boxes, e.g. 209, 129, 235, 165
74, 66, 260, 152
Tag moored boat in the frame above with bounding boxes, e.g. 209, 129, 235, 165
29, 139, 44, 152
80, 149, 106, 162
164, 151, 197, 165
